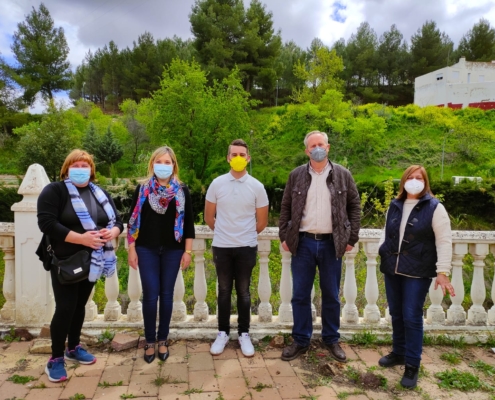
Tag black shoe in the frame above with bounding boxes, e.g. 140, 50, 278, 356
323, 342, 347, 363
379, 352, 405, 368
144, 343, 155, 364
158, 340, 169, 362
400, 363, 419, 389
281, 341, 309, 361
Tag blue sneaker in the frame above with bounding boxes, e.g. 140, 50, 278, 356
64, 345, 97, 365
45, 357, 67, 382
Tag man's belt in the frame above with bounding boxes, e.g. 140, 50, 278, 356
300, 232, 332, 240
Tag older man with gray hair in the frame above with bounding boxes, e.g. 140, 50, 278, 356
278, 130, 361, 362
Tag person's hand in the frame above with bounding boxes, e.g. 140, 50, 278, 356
281, 241, 290, 252
80, 231, 105, 250
128, 245, 138, 270
181, 251, 192, 270
99, 227, 120, 243
345, 244, 354, 252
435, 273, 455, 297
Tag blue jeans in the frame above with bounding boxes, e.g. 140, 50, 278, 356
384, 273, 432, 367
212, 246, 257, 335
136, 246, 183, 343
291, 236, 342, 347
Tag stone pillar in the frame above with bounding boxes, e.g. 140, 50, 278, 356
193, 239, 209, 321
426, 278, 446, 324
257, 239, 272, 322
85, 286, 98, 321
467, 243, 488, 325
0, 234, 15, 322
12, 164, 53, 326
278, 243, 293, 323
342, 245, 359, 324
489, 244, 495, 325
447, 243, 467, 325
126, 266, 143, 322
363, 242, 381, 324
172, 270, 187, 322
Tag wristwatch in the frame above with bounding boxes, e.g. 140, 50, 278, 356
437, 272, 450, 277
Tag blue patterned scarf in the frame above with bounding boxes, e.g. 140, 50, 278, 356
64, 179, 117, 282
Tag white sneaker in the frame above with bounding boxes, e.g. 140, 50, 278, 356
238, 332, 255, 357
210, 331, 229, 355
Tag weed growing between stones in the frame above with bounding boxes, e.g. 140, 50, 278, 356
435, 369, 495, 392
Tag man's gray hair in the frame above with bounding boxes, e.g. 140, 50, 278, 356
304, 130, 329, 147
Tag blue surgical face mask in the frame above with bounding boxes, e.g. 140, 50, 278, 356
154, 163, 173, 179
68, 168, 91, 185
309, 146, 327, 162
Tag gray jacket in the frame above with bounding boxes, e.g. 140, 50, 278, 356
279, 161, 361, 257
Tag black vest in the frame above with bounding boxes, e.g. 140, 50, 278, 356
379, 194, 439, 278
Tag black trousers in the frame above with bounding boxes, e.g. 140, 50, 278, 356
50, 267, 95, 358
212, 246, 257, 335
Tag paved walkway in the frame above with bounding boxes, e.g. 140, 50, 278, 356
0, 340, 494, 400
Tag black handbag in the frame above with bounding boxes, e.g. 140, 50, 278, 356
46, 236, 91, 285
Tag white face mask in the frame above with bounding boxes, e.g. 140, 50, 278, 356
404, 179, 425, 195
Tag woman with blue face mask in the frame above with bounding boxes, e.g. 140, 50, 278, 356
127, 146, 195, 363
37, 149, 124, 383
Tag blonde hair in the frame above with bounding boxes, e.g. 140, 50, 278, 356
147, 146, 180, 181
59, 149, 96, 181
396, 165, 433, 200
304, 130, 329, 147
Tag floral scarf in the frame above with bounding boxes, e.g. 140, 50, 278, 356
127, 176, 185, 245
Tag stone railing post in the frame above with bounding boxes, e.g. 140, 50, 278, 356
257, 239, 272, 322
278, 244, 293, 323
363, 242, 380, 324
193, 238, 209, 321
0, 233, 15, 322
342, 245, 359, 324
426, 278, 445, 324
467, 243, 488, 325
488, 244, 495, 325
447, 243, 467, 325
311, 285, 316, 322
127, 266, 143, 322
104, 236, 122, 321
172, 269, 187, 322
85, 287, 98, 321
12, 164, 53, 326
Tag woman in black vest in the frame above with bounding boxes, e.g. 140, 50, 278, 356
378, 165, 454, 389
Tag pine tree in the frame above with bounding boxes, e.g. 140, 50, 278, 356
457, 18, 495, 61
93, 126, 123, 168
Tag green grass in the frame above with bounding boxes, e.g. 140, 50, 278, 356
120, 395, 136, 399
440, 351, 462, 365
435, 369, 495, 392
470, 360, 495, 376
423, 334, 467, 349
7, 374, 36, 384
98, 381, 123, 388
253, 382, 273, 392
69, 395, 86, 400
181, 388, 203, 395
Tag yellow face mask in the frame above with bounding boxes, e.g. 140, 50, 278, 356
229, 156, 248, 172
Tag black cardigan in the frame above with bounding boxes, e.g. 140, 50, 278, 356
128, 183, 195, 249
37, 181, 124, 259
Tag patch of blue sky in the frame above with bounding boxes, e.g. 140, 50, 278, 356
331, 1, 346, 23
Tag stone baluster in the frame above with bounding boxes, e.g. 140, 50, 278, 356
104, 238, 122, 321
0, 236, 15, 322
278, 243, 293, 323
363, 242, 381, 324
447, 243, 467, 325
311, 285, 316, 322
426, 279, 445, 325
342, 245, 359, 324
85, 286, 98, 321
467, 243, 488, 325
257, 240, 272, 322
488, 244, 495, 325
172, 269, 187, 322
193, 239, 209, 321
127, 266, 143, 322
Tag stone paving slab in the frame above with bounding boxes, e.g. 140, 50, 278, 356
0, 339, 494, 399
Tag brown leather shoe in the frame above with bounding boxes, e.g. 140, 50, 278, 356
281, 341, 309, 361
324, 342, 347, 362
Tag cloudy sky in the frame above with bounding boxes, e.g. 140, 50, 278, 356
1, 0, 494, 112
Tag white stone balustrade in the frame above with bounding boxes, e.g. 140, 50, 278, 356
1, 165, 495, 342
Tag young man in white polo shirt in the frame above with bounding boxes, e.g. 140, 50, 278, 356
204, 139, 269, 357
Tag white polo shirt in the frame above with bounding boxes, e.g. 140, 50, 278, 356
206, 172, 269, 247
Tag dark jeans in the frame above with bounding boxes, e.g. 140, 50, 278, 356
384, 273, 432, 367
291, 235, 342, 347
136, 246, 183, 343
50, 267, 95, 359
212, 246, 257, 335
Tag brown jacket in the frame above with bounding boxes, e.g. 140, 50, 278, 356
279, 161, 361, 257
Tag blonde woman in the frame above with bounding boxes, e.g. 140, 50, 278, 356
127, 146, 195, 363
